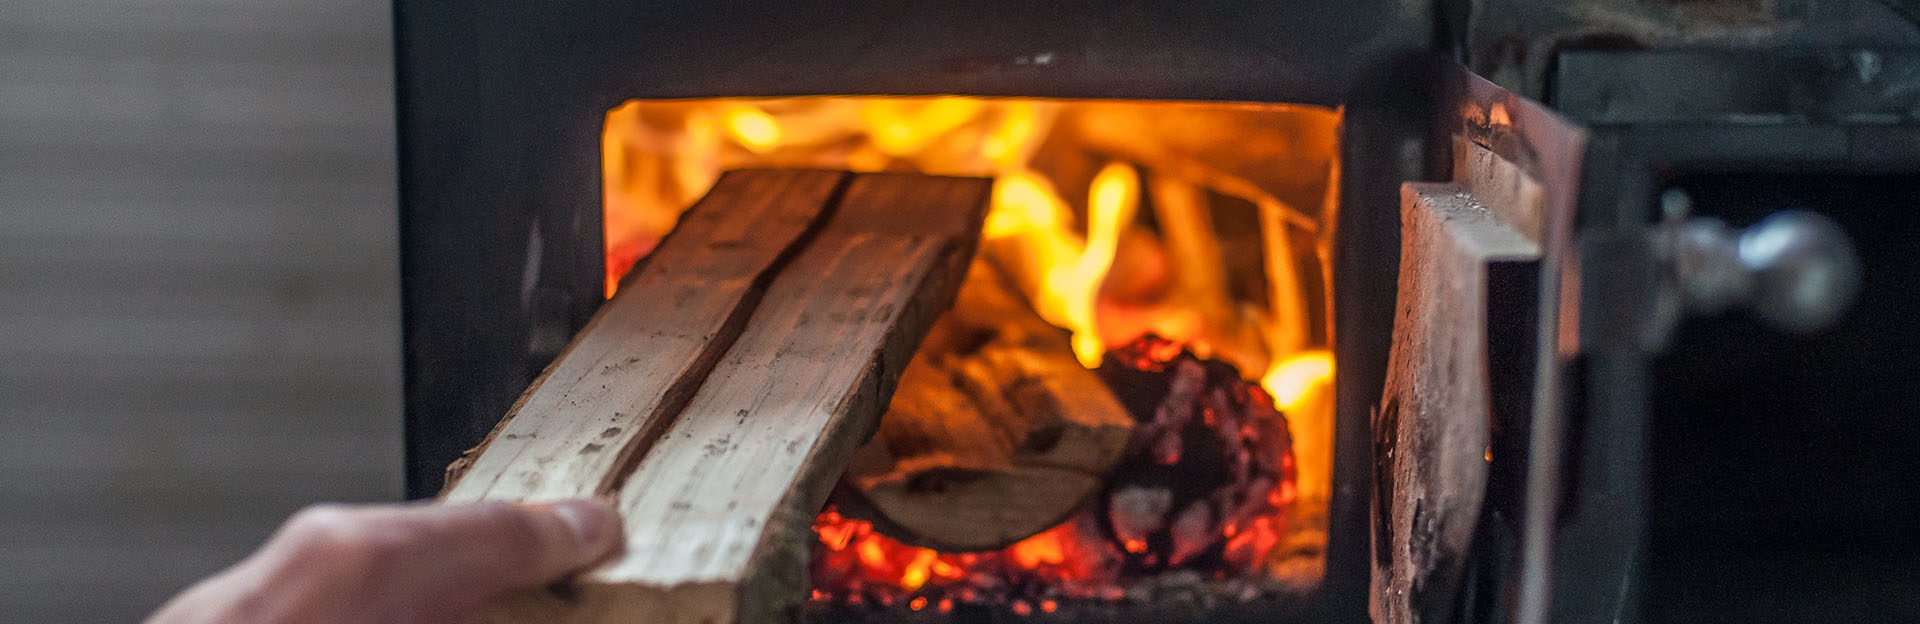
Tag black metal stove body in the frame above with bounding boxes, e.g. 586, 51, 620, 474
394, 2, 1920, 621
395, 6, 1433, 620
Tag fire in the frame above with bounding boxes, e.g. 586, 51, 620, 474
604, 97, 1335, 396
1261, 350, 1334, 411
1022, 161, 1138, 367
900, 549, 938, 590
809, 336, 1303, 607
811, 509, 1115, 605
720, 104, 780, 152
603, 97, 1341, 605
1007, 526, 1069, 568
982, 169, 1115, 366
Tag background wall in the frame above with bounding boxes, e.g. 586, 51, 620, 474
0, 0, 402, 620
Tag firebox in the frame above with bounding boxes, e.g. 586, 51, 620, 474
396, 2, 1920, 623
602, 97, 1339, 617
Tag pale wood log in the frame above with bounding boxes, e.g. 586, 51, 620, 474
1371, 177, 1540, 624
840, 260, 1134, 551
481, 173, 990, 624
442, 170, 850, 503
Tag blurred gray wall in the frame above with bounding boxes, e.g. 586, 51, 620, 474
0, 0, 402, 620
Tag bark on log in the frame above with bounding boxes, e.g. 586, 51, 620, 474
840, 259, 1135, 552
1372, 177, 1540, 624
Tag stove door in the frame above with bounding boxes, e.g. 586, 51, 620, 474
1366, 64, 1587, 624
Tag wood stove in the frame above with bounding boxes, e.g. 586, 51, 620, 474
395, 2, 1920, 622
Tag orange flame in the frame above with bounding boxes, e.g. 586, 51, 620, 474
1260, 350, 1333, 411
1007, 526, 1070, 569
601, 97, 1336, 384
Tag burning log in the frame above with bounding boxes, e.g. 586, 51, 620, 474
448, 170, 992, 624
841, 259, 1135, 552
809, 335, 1300, 610
1094, 336, 1297, 576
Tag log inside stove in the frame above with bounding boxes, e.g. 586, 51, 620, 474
817, 261, 1323, 617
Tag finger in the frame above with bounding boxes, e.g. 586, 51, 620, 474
381, 500, 623, 611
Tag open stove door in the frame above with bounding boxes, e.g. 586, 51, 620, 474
1362, 57, 1877, 624
1363, 63, 1588, 624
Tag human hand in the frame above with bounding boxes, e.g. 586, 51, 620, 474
145, 499, 622, 624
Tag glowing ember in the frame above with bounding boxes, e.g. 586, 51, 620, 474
810, 336, 1298, 607
811, 509, 1114, 606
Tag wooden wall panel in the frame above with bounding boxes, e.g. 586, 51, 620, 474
0, 0, 400, 620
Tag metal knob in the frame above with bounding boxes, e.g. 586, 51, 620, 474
1668, 202, 1862, 333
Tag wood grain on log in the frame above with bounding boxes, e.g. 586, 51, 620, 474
1371, 174, 1540, 624
474, 172, 990, 624
842, 260, 1134, 551
443, 169, 849, 502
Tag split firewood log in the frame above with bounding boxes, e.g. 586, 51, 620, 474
840, 259, 1135, 552
450, 171, 993, 624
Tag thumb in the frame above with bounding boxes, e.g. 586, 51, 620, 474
266, 499, 624, 621
410, 499, 624, 586
391, 500, 624, 606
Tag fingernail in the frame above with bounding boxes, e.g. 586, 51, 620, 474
550, 500, 618, 547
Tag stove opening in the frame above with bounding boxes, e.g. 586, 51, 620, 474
600, 97, 1339, 617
